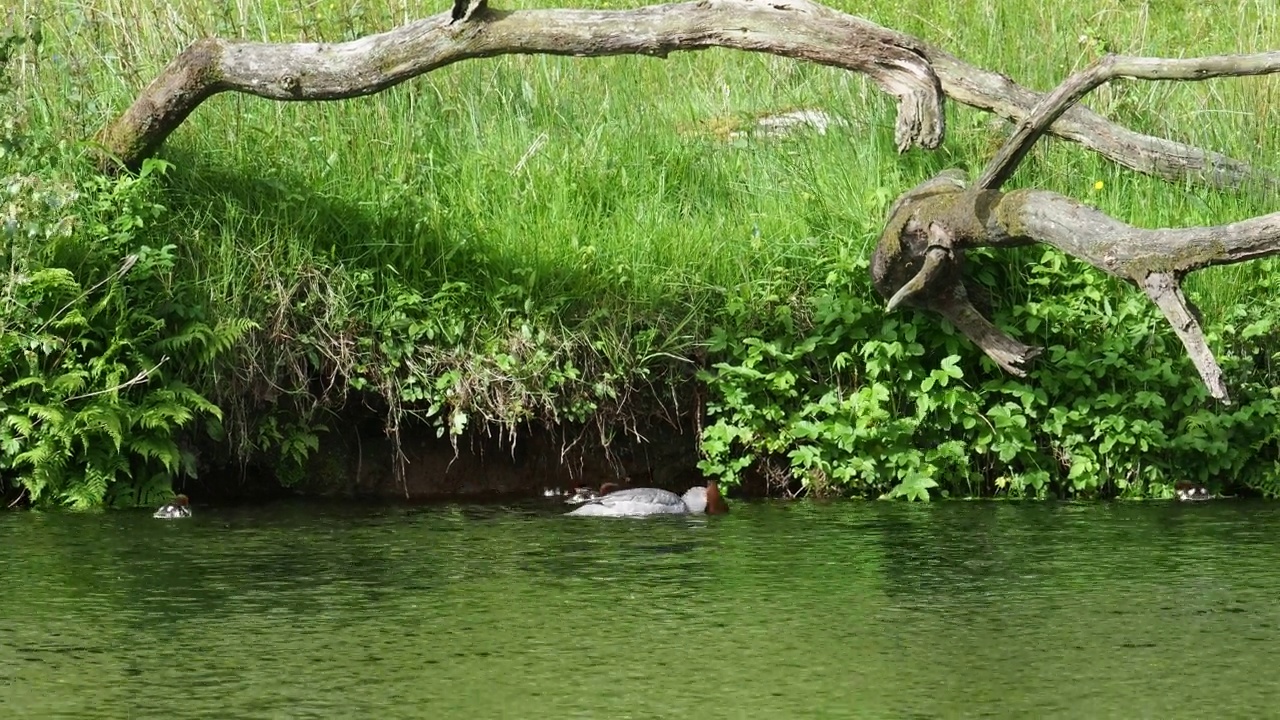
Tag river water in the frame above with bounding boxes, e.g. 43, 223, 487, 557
3, 498, 1278, 718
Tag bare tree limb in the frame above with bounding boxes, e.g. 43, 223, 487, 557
1142, 272, 1229, 403
95, 0, 1269, 190
874, 50, 1280, 402
979, 51, 1280, 191
924, 49, 1271, 190
876, 176, 1280, 402
934, 283, 1043, 376
96, 0, 948, 171
94, 4, 1280, 400
885, 243, 949, 313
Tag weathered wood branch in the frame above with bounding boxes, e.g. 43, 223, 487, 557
875, 52, 1280, 403
979, 51, 1280, 191
925, 48, 1271, 190
874, 172, 1280, 403
1142, 272, 1228, 402
97, 0, 1266, 190
96, 0, 948, 170
97, 5, 1280, 401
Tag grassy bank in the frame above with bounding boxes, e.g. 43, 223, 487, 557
3, 0, 1279, 506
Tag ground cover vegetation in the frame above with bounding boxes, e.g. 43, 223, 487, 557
3, 0, 1279, 506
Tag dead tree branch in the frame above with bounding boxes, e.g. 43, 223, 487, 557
876, 52, 1280, 404
979, 51, 1280, 191
96, 5, 1280, 401
875, 177, 1280, 404
96, 0, 1267, 190
96, 0, 947, 171
924, 49, 1269, 190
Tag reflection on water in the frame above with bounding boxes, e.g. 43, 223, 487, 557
3, 499, 1280, 718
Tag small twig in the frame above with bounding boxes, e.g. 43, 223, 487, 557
63, 357, 167, 402
978, 51, 1280, 191
7, 488, 27, 508
355, 429, 363, 486
885, 243, 951, 312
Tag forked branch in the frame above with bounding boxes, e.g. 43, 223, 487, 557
979, 51, 1280, 191
97, 5, 1280, 401
877, 50, 1280, 403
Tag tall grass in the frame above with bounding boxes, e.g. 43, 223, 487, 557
16, 0, 1280, 313
7, 0, 1280, 497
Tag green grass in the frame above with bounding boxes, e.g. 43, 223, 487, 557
17, 0, 1280, 311
6, 0, 1280, 497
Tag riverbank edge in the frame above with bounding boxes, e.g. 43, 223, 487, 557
180, 390, 733, 504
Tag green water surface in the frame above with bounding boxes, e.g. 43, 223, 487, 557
3, 499, 1278, 718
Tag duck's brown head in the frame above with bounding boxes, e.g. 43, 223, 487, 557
599, 482, 621, 496
173, 494, 190, 507
705, 481, 729, 515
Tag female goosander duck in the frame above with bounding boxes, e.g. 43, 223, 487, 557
1175, 481, 1210, 502
153, 494, 191, 519
566, 481, 728, 517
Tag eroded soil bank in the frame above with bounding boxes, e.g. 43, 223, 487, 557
184, 408, 724, 503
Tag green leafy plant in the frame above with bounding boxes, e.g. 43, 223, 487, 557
699, 246, 1280, 500
1, 111, 242, 506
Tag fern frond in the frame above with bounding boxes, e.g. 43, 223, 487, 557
73, 403, 124, 450
24, 404, 67, 426
153, 322, 211, 354
4, 413, 35, 436
126, 435, 181, 473
50, 369, 89, 395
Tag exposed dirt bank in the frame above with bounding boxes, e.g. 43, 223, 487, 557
184, 407, 726, 503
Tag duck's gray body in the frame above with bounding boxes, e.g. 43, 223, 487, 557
566, 486, 709, 517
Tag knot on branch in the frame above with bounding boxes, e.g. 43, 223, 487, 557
873, 171, 1041, 376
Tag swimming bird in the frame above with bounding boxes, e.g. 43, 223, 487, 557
153, 494, 192, 519
564, 482, 622, 505
451, 0, 487, 23
566, 481, 728, 517
1174, 481, 1210, 502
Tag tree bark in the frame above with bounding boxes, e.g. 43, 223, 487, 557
96, 0, 947, 170
873, 177, 1280, 404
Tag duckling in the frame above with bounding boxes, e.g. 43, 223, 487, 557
153, 494, 192, 519
564, 486, 599, 505
1174, 481, 1210, 502
564, 482, 623, 505
451, 0, 486, 23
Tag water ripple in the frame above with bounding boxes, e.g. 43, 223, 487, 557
3, 499, 1280, 717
